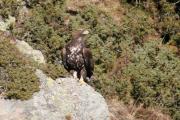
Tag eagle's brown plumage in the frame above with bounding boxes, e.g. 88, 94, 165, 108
61, 30, 94, 83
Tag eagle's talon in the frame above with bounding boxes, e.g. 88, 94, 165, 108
79, 78, 86, 85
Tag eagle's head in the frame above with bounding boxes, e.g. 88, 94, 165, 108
73, 29, 89, 40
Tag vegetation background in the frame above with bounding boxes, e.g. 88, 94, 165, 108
0, 0, 179, 119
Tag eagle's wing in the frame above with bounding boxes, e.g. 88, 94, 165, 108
61, 47, 69, 71
82, 48, 94, 78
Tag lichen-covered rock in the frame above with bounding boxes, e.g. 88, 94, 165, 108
15, 40, 46, 64
0, 70, 109, 120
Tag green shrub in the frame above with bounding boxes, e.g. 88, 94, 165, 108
123, 41, 180, 119
0, 37, 39, 100
122, 0, 180, 46
13, 0, 68, 63
0, 0, 20, 18
40, 63, 67, 80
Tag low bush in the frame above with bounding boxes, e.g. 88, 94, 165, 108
0, 36, 39, 100
123, 41, 180, 119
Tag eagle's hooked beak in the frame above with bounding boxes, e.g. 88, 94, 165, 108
82, 30, 89, 35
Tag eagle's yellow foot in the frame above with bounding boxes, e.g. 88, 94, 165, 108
79, 77, 86, 85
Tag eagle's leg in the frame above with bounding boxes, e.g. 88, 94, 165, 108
73, 71, 78, 79
78, 69, 86, 85
79, 75, 85, 85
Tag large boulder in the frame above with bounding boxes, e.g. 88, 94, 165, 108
15, 40, 46, 64
0, 69, 110, 120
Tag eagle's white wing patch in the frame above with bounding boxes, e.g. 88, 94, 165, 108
70, 46, 81, 53
68, 45, 82, 62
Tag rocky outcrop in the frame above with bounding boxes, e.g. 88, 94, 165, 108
15, 40, 46, 64
0, 69, 109, 120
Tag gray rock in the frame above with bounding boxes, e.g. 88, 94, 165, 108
0, 70, 110, 120
15, 40, 46, 64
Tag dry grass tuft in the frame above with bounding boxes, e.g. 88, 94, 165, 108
66, 0, 125, 24
108, 99, 171, 120
108, 99, 135, 120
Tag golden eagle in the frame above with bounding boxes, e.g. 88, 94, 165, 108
61, 30, 94, 84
